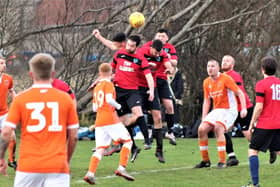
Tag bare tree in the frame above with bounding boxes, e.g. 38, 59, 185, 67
1, 0, 279, 125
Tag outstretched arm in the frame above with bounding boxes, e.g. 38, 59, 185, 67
92, 29, 117, 50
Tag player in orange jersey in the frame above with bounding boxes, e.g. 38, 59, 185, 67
194, 59, 247, 169
0, 56, 17, 170
83, 63, 134, 185
0, 53, 79, 187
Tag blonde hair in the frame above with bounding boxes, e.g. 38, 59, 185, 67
99, 63, 112, 74
29, 53, 55, 80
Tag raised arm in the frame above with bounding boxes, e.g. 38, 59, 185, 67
92, 29, 117, 50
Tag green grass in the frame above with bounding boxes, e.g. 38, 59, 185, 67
1, 138, 280, 187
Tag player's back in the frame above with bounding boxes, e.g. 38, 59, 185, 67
93, 80, 120, 127
256, 76, 280, 129
9, 85, 78, 173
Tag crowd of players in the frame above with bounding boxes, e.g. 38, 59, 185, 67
0, 28, 279, 187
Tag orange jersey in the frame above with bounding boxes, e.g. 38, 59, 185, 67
93, 79, 120, 127
203, 73, 239, 109
0, 74, 13, 115
4, 84, 79, 173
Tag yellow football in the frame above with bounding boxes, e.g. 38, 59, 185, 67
129, 12, 145, 28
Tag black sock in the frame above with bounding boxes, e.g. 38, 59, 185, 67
126, 126, 137, 150
165, 114, 174, 133
136, 116, 150, 144
224, 133, 235, 158
154, 128, 163, 151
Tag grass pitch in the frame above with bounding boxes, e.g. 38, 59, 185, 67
1, 138, 280, 187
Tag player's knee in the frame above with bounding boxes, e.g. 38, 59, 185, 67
132, 106, 143, 117
94, 148, 105, 160
152, 111, 161, 124
248, 149, 258, 156
198, 125, 207, 135
165, 105, 174, 114
123, 140, 132, 150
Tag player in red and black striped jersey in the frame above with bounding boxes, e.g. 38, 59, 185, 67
52, 78, 77, 108
221, 55, 254, 166
111, 35, 155, 161
137, 40, 173, 163
244, 56, 280, 187
143, 29, 178, 145
143, 29, 178, 67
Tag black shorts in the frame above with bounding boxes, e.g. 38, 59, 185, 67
234, 106, 254, 131
115, 87, 142, 116
156, 78, 173, 100
138, 87, 161, 112
250, 128, 280, 152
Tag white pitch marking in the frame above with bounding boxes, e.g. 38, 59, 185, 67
74, 162, 249, 184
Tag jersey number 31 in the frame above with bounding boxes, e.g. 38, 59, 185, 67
26, 102, 62, 132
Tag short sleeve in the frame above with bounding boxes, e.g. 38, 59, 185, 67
141, 56, 151, 75
255, 81, 264, 103
203, 79, 209, 99
111, 52, 118, 69
8, 77, 13, 90
224, 75, 239, 93
67, 100, 79, 129
168, 45, 178, 60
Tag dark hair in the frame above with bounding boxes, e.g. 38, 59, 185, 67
112, 32, 127, 42
128, 35, 141, 46
157, 28, 169, 37
152, 40, 163, 52
261, 56, 277, 75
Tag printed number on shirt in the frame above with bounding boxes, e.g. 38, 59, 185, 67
26, 102, 62, 132
271, 84, 280, 100
94, 90, 105, 108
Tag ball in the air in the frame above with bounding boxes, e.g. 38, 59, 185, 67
129, 12, 145, 28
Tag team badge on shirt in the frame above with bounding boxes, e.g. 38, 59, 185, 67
133, 58, 139, 64
164, 48, 170, 53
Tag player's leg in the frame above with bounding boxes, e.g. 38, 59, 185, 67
161, 98, 175, 137
151, 109, 165, 163
0, 114, 16, 169
84, 127, 108, 184
130, 105, 150, 148
156, 78, 176, 145
108, 123, 135, 181
8, 130, 17, 169
214, 123, 227, 168
215, 109, 237, 168
245, 128, 272, 186
225, 132, 239, 166
194, 121, 213, 168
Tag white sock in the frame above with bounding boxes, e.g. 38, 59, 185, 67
87, 171, 95, 177
118, 165, 126, 171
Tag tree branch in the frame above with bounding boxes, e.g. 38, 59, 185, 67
169, 0, 215, 44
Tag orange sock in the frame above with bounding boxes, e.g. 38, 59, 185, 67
88, 156, 100, 173
217, 141, 226, 163
8, 139, 16, 162
119, 146, 130, 167
199, 140, 209, 161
